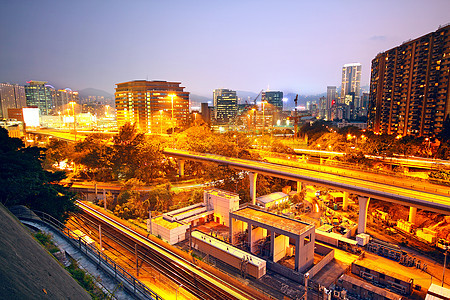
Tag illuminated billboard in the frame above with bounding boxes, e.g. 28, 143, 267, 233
22, 107, 40, 127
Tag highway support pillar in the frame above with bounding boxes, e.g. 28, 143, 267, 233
297, 181, 302, 193
408, 207, 417, 224
249, 172, 258, 205
357, 196, 370, 234
177, 159, 185, 177
343, 191, 349, 211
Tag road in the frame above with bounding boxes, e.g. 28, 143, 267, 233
164, 149, 450, 214
76, 201, 267, 300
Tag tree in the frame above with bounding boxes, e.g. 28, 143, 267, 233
72, 133, 113, 181
112, 123, 146, 180
0, 128, 77, 222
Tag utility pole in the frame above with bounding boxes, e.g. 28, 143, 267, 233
443, 247, 448, 287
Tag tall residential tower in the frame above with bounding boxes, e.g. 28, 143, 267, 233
368, 24, 450, 137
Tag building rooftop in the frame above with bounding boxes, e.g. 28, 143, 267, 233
152, 216, 183, 229
426, 283, 450, 300
256, 192, 288, 204
192, 230, 265, 268
205, 188, 240, 200
231, 207, 313, 236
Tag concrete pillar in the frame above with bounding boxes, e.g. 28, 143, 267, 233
343, 191, 349, 211
295, 237, 300, 271
297, 181, 302, 193
248, 223, 253, 253
270, 231, 275, 261
249, 172, 258, 205
358, 196, 370, 234
177, 159, 185, 177
408, 207, 417, 224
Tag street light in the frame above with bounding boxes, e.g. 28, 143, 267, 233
262, 101, 267, 135
159, 110, 163, 135
69, 101, 77, 141
169, 94, 176, 147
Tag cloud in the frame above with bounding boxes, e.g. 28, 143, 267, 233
369, 35, 387, 41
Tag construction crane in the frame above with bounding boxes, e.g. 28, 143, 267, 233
253, 89, 264, 105
291, 94, 311, 139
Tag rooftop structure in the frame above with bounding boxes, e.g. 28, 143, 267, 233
230, 206, 315, 273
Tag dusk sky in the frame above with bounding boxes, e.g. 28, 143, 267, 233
1, 0, 449, 97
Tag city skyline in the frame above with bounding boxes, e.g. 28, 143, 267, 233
1, 1, 449, 97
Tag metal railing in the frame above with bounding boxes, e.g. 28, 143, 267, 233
16, 209, 163, 300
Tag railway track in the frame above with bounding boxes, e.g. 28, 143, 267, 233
75, 201, 262, 300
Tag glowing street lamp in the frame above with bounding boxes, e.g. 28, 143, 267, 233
169, 94, 176, 146
159, 110, 163, 135
262, 101, 267, 135
69, 101, 77, 141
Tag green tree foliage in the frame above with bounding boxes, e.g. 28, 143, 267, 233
0, 128, 77, 222
114, 180, 173, 219
112, 123, 146, 180
72, 134, 113, 181
300, 120, 333, 143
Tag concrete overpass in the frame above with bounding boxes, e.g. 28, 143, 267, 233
292, 148, 450, 170
163, 149, 450, 234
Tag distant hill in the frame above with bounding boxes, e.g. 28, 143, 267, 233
237, 90, 259, 103
190, 94, 211, 104
78, 88, 114, 99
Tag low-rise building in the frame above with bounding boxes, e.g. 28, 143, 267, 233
256, 192, 289, 209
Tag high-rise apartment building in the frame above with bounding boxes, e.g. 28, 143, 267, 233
0, 83, 26, 119
326, 86, 338, 120
25, 81, 55, 115
54, 88, 79, 113
341, 63, 362, 119
213, 89, 238, 123
368, 24, 450, 137
115, 80, 190, 133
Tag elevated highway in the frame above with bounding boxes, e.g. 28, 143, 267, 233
164, 149, 450, 233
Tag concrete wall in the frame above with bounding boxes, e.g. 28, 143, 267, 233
308, 244, 334, 278
273, 235, 288, 263
205, 189, 239, 226
267, 261, 305, 284
298, 228, 315, 272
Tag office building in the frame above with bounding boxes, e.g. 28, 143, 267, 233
261, 90, 283, 112
25, 81, 55, 115
200, 102, 211, 126
326, 86, 338, 120
115, 80, 190, 133
368, 24, 450, 137
0, 83, 26, 119
341, 63, 361, 119
213, 89, 237, 123
54, 88, 79, 113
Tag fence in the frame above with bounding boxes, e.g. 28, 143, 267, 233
14, 208, 163, 300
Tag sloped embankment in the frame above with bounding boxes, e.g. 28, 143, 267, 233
0, 204, 90, 300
